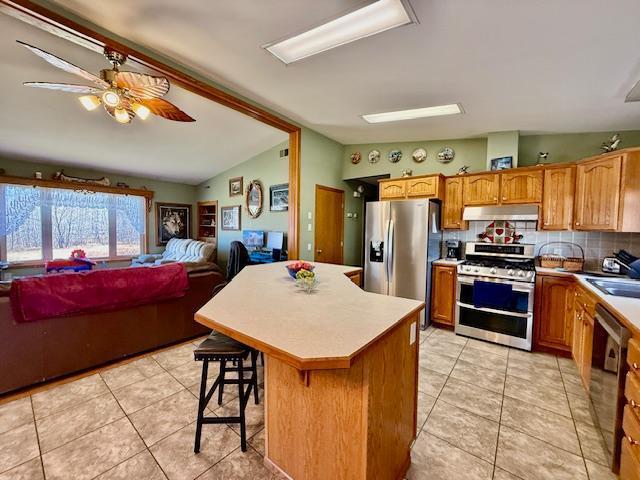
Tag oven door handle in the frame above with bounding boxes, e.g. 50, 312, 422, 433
457, 276, 534, 293
457, 301, 532, 319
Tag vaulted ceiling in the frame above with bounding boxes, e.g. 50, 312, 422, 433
47, 0, 640, 144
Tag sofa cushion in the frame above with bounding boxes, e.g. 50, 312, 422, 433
179, 241, 215, 263
162, 238, 193, 261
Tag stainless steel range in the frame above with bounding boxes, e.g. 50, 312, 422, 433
455, 242, 536, 350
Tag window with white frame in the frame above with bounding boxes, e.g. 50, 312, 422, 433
0, 184, 146, 263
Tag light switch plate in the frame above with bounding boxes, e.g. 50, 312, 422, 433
307, 211, 312, 219
307, 243, 312, 251
307, 223, 312, 231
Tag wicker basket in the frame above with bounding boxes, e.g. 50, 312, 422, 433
538, 242, 585, 272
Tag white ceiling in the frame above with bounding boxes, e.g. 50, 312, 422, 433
0, 12, 287, 184
45, 0, 640, 145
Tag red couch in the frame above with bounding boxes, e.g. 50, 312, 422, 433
0, 270, 224, 395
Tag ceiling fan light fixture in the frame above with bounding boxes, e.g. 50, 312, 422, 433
131, 103, 151, 120
114, 107, 130, 124
78, 95, 101, 111
102, 90, 121, 108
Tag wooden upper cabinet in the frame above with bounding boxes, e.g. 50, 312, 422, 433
463, 173, 500, 206
534, 274, 574, 353
443, 177, 466, 230
379, 179, 406, 200
574, 155, 622, 231
542, 166, 575, 230
500, 170, 543, 204
406, 177, 438, 198
431, 265, 456, 325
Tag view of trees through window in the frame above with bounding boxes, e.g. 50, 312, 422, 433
1, 184, 145, 262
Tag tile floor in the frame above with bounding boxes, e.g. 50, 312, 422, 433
0, 328, 619, 479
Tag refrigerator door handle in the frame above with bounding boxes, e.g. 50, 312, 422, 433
387, 219, 394, 286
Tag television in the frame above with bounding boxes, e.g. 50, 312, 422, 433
266, 231, 284, 250
242, 230, 264, 249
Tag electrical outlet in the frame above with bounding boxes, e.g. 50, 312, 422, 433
307, 211, 312, 220
347, 212, 353, 218
307, 243, 312, 251
307, 223, 312, 231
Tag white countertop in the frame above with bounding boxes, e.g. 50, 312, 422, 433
195, 262, 424, 370
433, 259, 464, 266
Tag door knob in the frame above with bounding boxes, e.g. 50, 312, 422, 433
316, 249, 323, 254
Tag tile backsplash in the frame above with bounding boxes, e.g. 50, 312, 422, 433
443, 221, 640, 271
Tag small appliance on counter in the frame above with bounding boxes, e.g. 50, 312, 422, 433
602, 257, 627, 275
445, 240, 462, 260
614, 249, 640, 279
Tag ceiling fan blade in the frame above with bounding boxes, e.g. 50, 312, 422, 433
17, 40, 109, 89
139, 98, 195, 122
23, 82, 103, 95
116, 71, 170, 99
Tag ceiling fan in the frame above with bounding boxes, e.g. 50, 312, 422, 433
17, 40, 195, 124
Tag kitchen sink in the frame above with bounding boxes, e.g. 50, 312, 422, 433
586, 278, 640, 299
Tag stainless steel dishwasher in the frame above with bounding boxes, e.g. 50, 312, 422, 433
589, 304, 631, 472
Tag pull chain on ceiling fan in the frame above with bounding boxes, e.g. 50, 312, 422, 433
17, 40, 195, 124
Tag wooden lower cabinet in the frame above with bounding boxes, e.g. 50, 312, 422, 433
534, 274, 574, 353
622, 339, 640, 479
345, 270, 362, 287
572, 284, 596, 389
430, 265, 456, 326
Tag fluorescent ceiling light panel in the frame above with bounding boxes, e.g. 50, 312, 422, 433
265, 0, 415, 64
361, 103, 463, 123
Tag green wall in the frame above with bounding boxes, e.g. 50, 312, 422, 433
0, 155, 197, 254
197, 141, 289, 269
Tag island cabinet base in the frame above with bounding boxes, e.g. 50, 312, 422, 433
264, 312, 419, 480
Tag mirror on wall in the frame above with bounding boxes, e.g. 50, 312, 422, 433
246, 180, 263, 218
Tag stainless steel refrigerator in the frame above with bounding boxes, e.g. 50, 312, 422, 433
364, 199, 442, 329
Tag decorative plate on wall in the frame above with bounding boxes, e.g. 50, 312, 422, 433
437, 147, 455, 163
368, 149, 381, 164
350, 151, 361, 164
388, 150, 402, 163
411, 148, 427, 163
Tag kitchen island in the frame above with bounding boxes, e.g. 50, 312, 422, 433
195, 262, 424, 480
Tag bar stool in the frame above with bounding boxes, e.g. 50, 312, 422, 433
193, 332, 259, 453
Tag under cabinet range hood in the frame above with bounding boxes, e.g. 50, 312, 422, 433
462, 204, 539, 221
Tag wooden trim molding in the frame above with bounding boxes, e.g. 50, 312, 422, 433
0, 0, 302, 260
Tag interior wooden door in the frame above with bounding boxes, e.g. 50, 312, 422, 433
443, 177, 467, 229
574, 156, 622, 230
500, 170, 543, 204
314, 185, 344, 264
542, 166, 575, 230
463, 173, 500, 205
534, 276, 574, 352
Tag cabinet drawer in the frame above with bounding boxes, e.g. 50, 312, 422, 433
575, 286, 597, 317
626, 372, 640, 409
623, 405, 640, 464
629, 339, 640, 372
621, 439, 640, 480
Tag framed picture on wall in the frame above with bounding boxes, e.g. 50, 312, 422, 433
270, 183, 289, 212
229, 177, 243, 197
490, 156, 513, 171
221, 205, 241, 231
156, 202, 191, 246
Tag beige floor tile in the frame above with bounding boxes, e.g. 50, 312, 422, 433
466, 338, 509, 357
186, 382, 239, 406
41, 417, 144, 480
421, 337, 465, 359
150, 422, 240, 480
407, 432, 493, 480
495, 425, 588, 480
214, 390, 265, 438
0, 457, 43, 480
428, 328, 469, 346
425, 401, 499, 462
152, 344, 197, 371
575, 421, 609, 466
0, 398, 32, 436
0, 423, 39, 475
438, 377, 502, 422
500, 396, 580, 455
248, 428, 265, 456
506, 363, 565, 391
112, 372, 184, 414
504, 375, 570, 417
557, 356, 579, 376
493, 468, 522, 480
567, 392, 594, 426
37, 392, 124, 453
95, 451, 166, 480
100, 357, 164, 391
31, 374, 109, 419
129, 389, 206, 447
584, 459, 617, 479
418, 367, 448, 397
416, 392, 437, 431
459, 346, 508, 372
561, 371, 587, 397
168, 359, 221, 388
198, 447, 277, 479
449, 359, 505, 394
419, 352, 457, 376
508, 349, 558, 370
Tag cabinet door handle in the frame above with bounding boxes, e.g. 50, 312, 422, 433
631, 399, 639, 409
632, 362, 639, 371
627, 435, 640, 446
502, 196, 507, 201
575, 222, 581, 226
493, 196, 498, 201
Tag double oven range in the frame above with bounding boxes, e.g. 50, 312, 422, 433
455, 242, 536, 351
